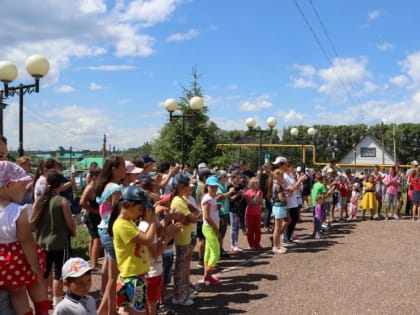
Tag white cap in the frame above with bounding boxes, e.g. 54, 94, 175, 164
273, 156, 287, 165
327, 168, 334, 173
296, 166, 302, 172
198, 162, 208, 169
411, 160, 418, 166
62, 257, 93, 280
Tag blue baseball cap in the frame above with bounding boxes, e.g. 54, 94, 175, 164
121, 185, 153, 209
205, 176, 220, 186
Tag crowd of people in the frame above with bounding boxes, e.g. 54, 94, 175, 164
0, 132, 419, 315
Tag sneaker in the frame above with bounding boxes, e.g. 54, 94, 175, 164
197, 259, 204, 268
188, 292, 196, 300
315, 232, 321, 239
272, 246, 287, 254
393, 215, 400, 220
373, 214, 379, 219
385, 217, 389, 221
231, 246, 243, 252
204, 274, 221, 284
171, 297, 194, 306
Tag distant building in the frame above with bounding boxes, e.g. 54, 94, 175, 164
339, 134, 396, 174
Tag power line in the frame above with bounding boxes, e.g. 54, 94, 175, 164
308, 0, 357, 92
293, 0, 351, 94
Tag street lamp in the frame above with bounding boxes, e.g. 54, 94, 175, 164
246, 117, 277, 167
0, 90, 8, 136
0, 55, 49, 156
164, 96, 204, 167
290, 127, 318, 167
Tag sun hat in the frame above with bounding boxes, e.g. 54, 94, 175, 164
273, 156, 288, 165
173, 173, 191, 185
62, 257, 93, 280
121, 185, 153, 209
0, 161, 33, 188
125, 161, 143, 174
205, 176, 220, 186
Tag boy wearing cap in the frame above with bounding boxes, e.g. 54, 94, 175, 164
53, 257, 96, 315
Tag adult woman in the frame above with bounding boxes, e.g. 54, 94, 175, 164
95, 156, 126, 315
31, 170, 77, 308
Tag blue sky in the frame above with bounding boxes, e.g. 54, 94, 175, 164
1, 0, 419, 151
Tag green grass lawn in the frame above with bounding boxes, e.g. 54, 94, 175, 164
71, 224, 90, 260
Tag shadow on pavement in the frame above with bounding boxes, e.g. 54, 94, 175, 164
170, 273, 276, 314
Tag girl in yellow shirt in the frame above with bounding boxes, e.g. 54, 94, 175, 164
110, 185, 157, 315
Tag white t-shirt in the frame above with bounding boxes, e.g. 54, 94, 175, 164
34, 175, 47, 201
283, 173, 298, 209
201, 194, 219, 227
138, 221, 162, 278
0, 203, 31, 243
53, 294, 96, 315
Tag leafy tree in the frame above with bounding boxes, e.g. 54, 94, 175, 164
153, 66, 219, 167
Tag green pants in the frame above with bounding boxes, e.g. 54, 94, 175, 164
202, 224, 220, 269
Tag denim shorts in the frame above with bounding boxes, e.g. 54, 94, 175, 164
162, 254, 174, 285
98, 228, 116, 260
272, 205, 287, 219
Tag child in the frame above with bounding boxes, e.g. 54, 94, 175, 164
31, 170, 77, 308
201, 176, 222, 284
0, 161, 50, 315
312, 195, 324, 239
361, 175, 377, 220
53, 257, 96, 315
271, 169, 288, 253
139, 205, 182, 315
110, 185, 157, 315
348, 183, 360, 220
244, 177, 264, 250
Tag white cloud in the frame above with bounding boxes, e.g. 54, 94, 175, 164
293, 64, 316, 77
239, 94, 273, 112
88, 65, 137, 71
283, 109, 304, 124
293, 78, 317, 88
227, 84, 238, 91
89, 82, 106, 90
166, 29, 199, 42
318, 57, 370, 97
55, 85, 76, 93
377, 42, 395, 51
368, 10, 381, 21
119, 0, 180, 27
79, 0, 107, 14
118, 99, 132, 105
291, 64, 317, 88
400, 51, 420, 86
389, 75, 408, 87
362, 81, 378, 93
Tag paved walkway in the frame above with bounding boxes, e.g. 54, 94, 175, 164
89, 212, 420, 314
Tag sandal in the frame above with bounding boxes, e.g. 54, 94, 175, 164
158, 303, 176, 315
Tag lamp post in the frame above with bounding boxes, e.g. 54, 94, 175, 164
290, 127, 318, 168
164, 96, 204, 167
0, 55, 49, 157
0, 90, 8, 136
380, 121, 386, 165
246, 117, 277, 167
